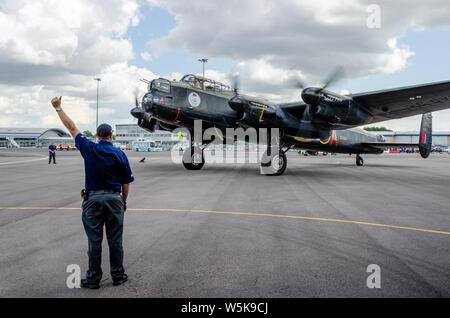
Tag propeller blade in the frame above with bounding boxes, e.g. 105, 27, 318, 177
286, 67, 307, 90
290, 76, 307, 90
321, 66, 345, 90
133, 87, 140, 107
229, 72, 240, 95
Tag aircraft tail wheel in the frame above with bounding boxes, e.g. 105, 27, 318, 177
261, 151, 287, 176
356, 155, 364, 166
182, 147, 205, 170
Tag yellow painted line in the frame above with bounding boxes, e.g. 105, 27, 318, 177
213, 125, 224, 142
1, 206, 449, 236
294, 137, 313, 143
259, 109, 265, 121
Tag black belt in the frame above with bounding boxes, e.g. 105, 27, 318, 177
88, 189, 121, 195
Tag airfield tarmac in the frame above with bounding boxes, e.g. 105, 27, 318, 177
0, 148, 449, 297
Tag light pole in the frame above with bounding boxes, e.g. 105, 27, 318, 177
94, 78, 101, 131
198, 58, 208, 78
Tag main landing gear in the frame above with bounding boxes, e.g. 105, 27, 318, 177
261, 149, 287, 176
356, 154, 364, 166
260, 130, 289, 176
182, 146, 205, 170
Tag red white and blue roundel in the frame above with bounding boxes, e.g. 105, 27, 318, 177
188, 92, 201, 107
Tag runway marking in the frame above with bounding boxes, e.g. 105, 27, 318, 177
0, 157, 47, 166
1, 206, 449, 236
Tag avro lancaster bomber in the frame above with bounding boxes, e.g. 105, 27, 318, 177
131, 72, 449, 175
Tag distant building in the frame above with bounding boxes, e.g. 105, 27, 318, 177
116, 126, 450, 149
0, 128, 72, 148
379, 131, 450, 147
115, 124, 179, 150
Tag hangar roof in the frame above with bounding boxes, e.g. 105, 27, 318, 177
0, 128, 70, 139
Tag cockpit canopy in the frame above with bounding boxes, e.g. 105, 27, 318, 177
180, 74, 232, 92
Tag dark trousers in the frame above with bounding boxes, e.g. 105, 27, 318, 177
48, 152, 56, 164
82, 192, 125, 284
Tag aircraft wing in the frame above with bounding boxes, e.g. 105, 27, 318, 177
279, 101, 306, 112
351, 81, 450, 124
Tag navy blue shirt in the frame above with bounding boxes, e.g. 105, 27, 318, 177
75, 133, 134, 192
49, 145, 57, 152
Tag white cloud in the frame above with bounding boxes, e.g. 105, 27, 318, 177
0, 0, 146, 130
146, 0, 450, 130
42, 98, 95, 127
147, 0, 450, 82
0, 0, 138, 72
1, 0, 450, 132
140, 52, 152, 61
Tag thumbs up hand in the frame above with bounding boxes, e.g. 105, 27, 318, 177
51, 96, 62, 109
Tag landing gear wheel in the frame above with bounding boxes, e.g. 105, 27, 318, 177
182, 147, 205, 170
356, 155, 364, 166
261, 150, 287, 176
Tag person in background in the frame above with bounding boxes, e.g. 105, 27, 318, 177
48, 142, 57, 164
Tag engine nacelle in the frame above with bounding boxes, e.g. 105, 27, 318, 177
138, 114, 159, 133
312, 100, 373, 127
229, 96, 277, 127
131, 105, 159, 133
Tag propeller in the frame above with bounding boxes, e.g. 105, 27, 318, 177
300, 66, 346, 105
130, 87, 144, 119
130, 86, 159, 132
228, 71, 246, 114
230, 72, 240, 95
133, 87, 140, 107
293, 66, 347, 136
286, 67, 307, 91
320, 65, 345, 90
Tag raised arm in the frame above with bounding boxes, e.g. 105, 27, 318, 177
51, 96, 80, 139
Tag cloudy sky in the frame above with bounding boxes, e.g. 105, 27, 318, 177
1, 0, 450, 132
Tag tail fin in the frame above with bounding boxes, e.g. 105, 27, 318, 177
419, 113, 432, 159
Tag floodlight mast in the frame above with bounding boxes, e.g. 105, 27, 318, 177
198, 58, 208, 78
94, 78, 101, 131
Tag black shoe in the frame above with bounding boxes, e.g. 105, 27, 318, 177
113, 274, 128, 286
81, 279, 100, 289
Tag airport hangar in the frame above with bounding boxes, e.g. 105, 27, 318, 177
1, 125, 449, 149
381, 131, 450, 147
114, 124, 179, 150
0, 128, 72, 148
115, 124, 450, 149
0, 126, 178, 149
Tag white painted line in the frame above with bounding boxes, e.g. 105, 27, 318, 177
0, 156, 47, 166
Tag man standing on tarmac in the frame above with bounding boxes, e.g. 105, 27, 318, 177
50, 96, 134, 289
48, 142, 57, 164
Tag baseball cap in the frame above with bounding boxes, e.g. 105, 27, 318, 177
96, 123, 113, 137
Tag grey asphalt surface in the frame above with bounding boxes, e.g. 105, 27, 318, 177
0, 148, 449, 297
